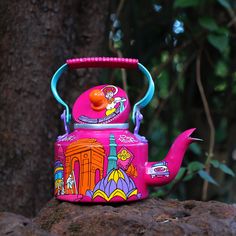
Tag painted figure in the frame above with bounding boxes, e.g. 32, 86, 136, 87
54, 160, 64, 196
55, 178, 64, 195
102, 85, 126, 116
147, 161, 170, 178
66, 174, 75, 194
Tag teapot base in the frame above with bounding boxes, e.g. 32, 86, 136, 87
55, 193, 148, 203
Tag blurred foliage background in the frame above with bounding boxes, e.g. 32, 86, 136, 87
108, 0, 236, 202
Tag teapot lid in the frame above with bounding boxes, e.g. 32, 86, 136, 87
72, 85, 130, 124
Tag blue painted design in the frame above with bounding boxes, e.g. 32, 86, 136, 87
107, 134, 118, 173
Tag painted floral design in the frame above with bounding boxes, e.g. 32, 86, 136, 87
117, 147, 133, 171
86, 169, 139, 201
118, 148, 131, 160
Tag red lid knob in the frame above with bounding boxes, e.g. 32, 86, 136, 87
89, 89, 108, 111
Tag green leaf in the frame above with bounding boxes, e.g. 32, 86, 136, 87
211, 160, 235, 177
215, 61, 228, 78
215, 118, 227, 142
188, 161, 204, 172
150, 96, 159, 109
217, 0, 231, 9
218, 163, 235, 177
151, 189, 166, 198
207, 34, 229, 53
158, 70, 170, 99
199, 17, 218, 31
210, 160, 220, 168
161, 51, 169, 63
174, 0, 200, 8
183, 172, 195, 181
175, 167, 187, 181
114, 41, 122, 49
214, 82, 227, 92
215, 27, 229, 36
233, 73, 236, 95
189, 143, 202, 156
198, 170, 219, 185
177, 76, 185, 92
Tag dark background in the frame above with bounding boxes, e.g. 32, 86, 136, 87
0, 0, 235, 217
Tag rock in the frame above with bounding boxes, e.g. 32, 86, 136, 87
0, 212, 53, 236
34, 198, 236, 236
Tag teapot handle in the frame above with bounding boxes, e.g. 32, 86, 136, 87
51, 57, 155, 130
66, 57, 138, 69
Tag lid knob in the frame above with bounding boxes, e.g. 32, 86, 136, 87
89, 89, 108, 111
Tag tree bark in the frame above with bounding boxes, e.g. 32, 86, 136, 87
0, 0, 109, 217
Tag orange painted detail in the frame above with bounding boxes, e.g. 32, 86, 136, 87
65, 139, 105, 195
89, 89, 108, 111
126, 164, 138, 178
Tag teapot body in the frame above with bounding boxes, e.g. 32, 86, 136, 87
54, 126, 149, 203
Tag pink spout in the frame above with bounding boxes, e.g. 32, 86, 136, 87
145, 128, 200, 186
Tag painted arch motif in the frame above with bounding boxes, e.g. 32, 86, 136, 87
55, 134, 141, 202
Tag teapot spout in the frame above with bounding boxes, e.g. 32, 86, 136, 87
145, 128, 201, 186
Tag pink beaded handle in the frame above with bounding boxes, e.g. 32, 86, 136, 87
66, 57, 138, 69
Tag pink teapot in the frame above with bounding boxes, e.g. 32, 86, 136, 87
51, 57, 198, 203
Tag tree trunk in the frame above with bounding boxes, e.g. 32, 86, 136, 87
0, 0, 109, 217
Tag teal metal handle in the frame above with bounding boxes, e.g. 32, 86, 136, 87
51, 63, 70, 123
51, 58, 155, 125
132, 63, 155, 124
